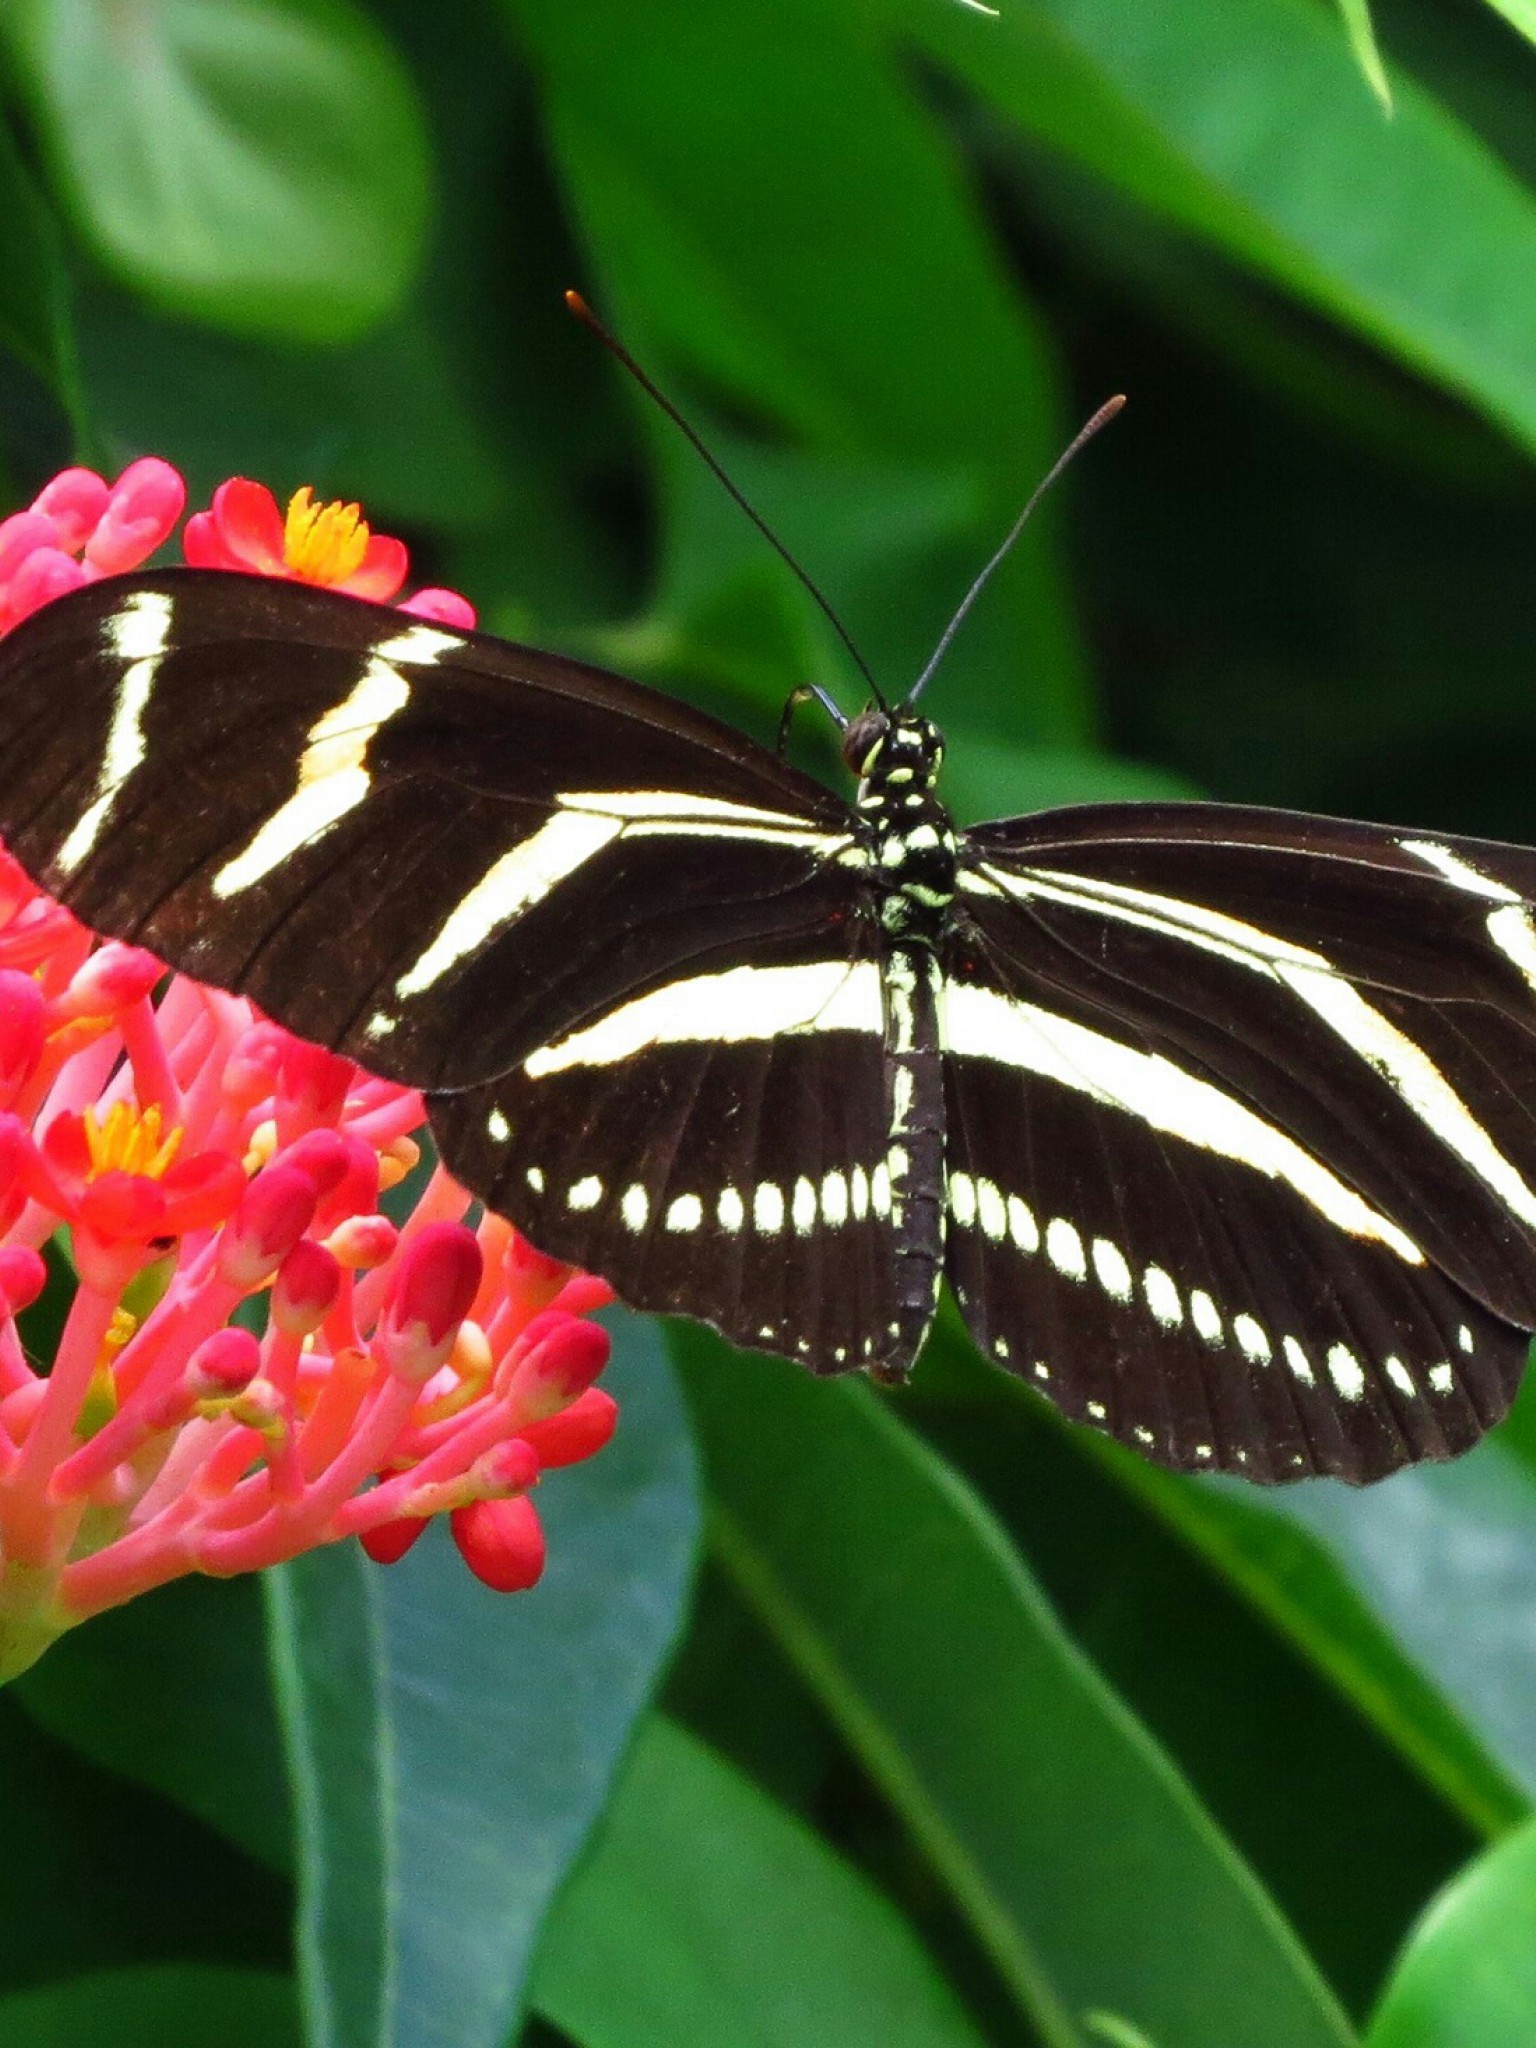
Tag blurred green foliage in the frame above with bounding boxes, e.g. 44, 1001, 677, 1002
5, 0, 1536, 2043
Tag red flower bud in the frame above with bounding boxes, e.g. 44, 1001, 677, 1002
185, 1327, 262, 1400
360, 1515, 428, 1565
276, 1040, 354, 1138
216, 1166, 318, 1290
0, 1245, 46, 1315
328, 1213, 398, 1271
272, 1240, 341, 1338
505, 1315, 610, 1422
60, 943, 164, 1017
0, 972, 44, 1103
451, 1495, 545, 1593
518, 1388, 619, 1468
375, 1222, 482, 1384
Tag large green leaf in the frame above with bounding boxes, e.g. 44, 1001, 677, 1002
507, 0, 1094, 745
533, 1715, 990, 2048
266, 1316, 699, 2048
0, 1690, 289, 1995
11, 1577, 290, 1874
2, 0, 431, 345
910, 0, 1536, 456
0, 1967, 298, 2048
675, 1328, 1358, 2048
1367, 1815, 1536, 2045
0, 112, 76, 408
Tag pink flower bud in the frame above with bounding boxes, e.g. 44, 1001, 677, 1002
272, 1240, 340, 1338
0, 971, 45, 1103
399, 588, 476, 629
282, 1128, 375, 1226
374, 1222, 482, 1384
359, 1515, 428, 1566
451, 1495, 545, 1593
277, 1127, 353, 1203
505, 1314, 610, 1422
519, 1387, 619, 1468
84, 459, 186, 575
216, 1166, 318, 1290
276, 1040, 354, 1137
30, 467, 109, 552
0, 1245, 46, 1316
327, 1213, 398, 1270
551, 1273, 617, 1316
185, 1327, 262, 1400
60, 943, 165, 1016
222, 1022, 287, 1109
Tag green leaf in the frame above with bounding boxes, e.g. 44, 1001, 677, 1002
12, 1577, 290, 1874
1368, 1815, 1536, 2046
0, 1690, 289, 1994
507, 0, 1094, 745
0, 1966, 298, 2048
1, 0, 432, 345
675, 1330, 1358, 2048
533, 1715, 990, 2048
1264, 1416, 1536, 1803
1105, 1458, 1531, 1843
0, 112, 76, 407
1479, 2, 1536, 50
1335, 0, 1393, 113
267, 1316, 699, 2048
910, 0, 1536, 457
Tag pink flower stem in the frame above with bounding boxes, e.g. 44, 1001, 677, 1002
2, 1286, 119, 1564
118, 997, 182, 1124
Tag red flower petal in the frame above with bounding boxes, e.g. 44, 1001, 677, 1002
206, 478, 287, 573
182, 510, 248, 572
343, 532, 409, 602
81, 1170, 168, 1243
160, 1151, 247, 1235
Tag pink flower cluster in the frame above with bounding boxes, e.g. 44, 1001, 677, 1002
0, 461, 618, 1680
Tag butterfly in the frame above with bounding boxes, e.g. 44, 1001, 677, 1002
2, 554, 1536, 1488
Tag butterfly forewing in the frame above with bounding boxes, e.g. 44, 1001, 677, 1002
0, 572, 851, 1091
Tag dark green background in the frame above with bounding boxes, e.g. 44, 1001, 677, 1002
4, 0, 1536, 2042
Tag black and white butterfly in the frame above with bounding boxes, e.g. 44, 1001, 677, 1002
3, 562, 1536, 1485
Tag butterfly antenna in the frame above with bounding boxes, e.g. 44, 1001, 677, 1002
566, 290, 884, 709
904, 393, 1125, 707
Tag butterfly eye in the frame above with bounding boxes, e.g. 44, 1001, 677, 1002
841, 709, 889, 776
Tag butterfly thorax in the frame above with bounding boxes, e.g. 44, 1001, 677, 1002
845, 711, 958, 942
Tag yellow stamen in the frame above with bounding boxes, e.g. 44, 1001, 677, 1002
77, 1308, 138, 1438
283, 485, 371, 586
242, 1118, 278, 1177
416, 1319, 493, 1426
378, 1134, 421, 1193
82, 1101, 184, 1181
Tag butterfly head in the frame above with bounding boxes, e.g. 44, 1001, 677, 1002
841, 708, 944, 793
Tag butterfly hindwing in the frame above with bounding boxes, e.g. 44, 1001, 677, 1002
429, 941, 903, 1369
